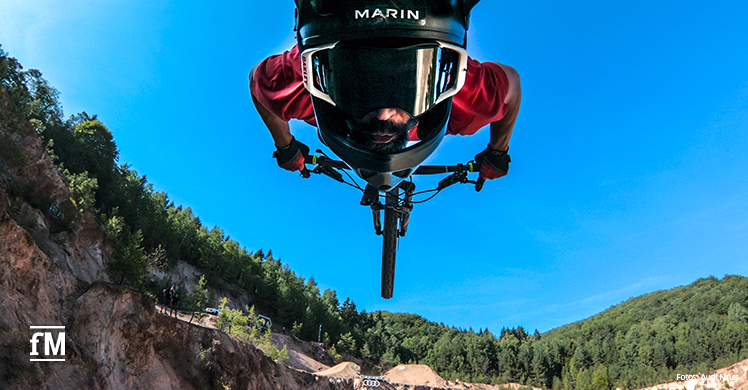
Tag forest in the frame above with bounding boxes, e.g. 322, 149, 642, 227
2, 45, 747, 389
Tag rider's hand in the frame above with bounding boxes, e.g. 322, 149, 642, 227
273, 137, 309, 174
474, 146, 510, 191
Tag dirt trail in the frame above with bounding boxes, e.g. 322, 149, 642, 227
316, 362, 362, 379
385, 364, 448, 388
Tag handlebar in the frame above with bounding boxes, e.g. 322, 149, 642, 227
304, 155, 480, 175
304, 153, 486, 191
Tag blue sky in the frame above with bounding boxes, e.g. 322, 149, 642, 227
2, 0, 747, 333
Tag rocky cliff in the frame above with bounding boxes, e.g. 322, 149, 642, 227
0, 86, 356, 390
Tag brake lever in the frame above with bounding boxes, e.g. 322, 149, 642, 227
314, 164, 344, 182
437, 168, 481, 191
437, 171, 465, 190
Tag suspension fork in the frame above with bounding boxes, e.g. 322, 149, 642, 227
361, 185, 383, 234
398, 181, 415, 237
360, 182, 415, 236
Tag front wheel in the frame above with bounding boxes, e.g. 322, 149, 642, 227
381, 190, 399, 299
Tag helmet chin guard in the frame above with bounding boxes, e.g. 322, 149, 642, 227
314, 97, 452, 191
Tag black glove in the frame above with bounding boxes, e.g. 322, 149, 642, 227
474, 146, 510, 191
273, 137, 310, 175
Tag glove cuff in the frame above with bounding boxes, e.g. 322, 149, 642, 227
487, 144, 509, 154
276, 137, 296, 151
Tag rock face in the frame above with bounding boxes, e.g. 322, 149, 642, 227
0, 86, 356, 390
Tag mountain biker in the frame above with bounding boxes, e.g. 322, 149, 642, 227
250, 0, 520, 190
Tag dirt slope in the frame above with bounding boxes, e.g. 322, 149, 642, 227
0, 86, 354, 390
634, 359, 748, 390
274, 332, 334, 373
385, 364, 449, 388
316, 362, 362, 379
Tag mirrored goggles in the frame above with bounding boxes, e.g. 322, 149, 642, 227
301, 40, 468, 119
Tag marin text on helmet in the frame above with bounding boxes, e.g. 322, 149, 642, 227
294, 0, 481, 51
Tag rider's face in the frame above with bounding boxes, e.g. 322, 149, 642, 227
349, 108, 417, 153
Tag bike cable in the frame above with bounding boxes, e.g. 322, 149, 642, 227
409, 189, 443, 204
314, 150, 365, 192
340, 169, 364, 192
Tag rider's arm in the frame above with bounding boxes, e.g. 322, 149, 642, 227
250, 66, 294, 148
488, 63, 521, 151
251, 90, 294, 148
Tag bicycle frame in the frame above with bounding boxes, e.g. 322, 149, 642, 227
304, 152, 481, 299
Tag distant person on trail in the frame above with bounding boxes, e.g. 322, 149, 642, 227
170, 292, 180, 318
161, 287, 173, 314
250, 0, 521, 191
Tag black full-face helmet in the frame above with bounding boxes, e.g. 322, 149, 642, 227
295, 0, 481, 191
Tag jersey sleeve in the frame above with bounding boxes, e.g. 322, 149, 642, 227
447, 58, 510, 136
249, 45, 317, 126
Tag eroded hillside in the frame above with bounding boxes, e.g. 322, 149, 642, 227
0, 85, 359, 389
2, 51, 747, 390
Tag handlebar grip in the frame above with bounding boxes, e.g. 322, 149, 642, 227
304, 155, 350, 170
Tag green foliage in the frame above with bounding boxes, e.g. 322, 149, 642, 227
186, 275, 210, 325
64, 169, 98, 214
552, 375, 563, 390
336, 332, 356, 353
278, 345, 290, 364
215, 298, 287, 363
329, 345, 343, 364
107, 229, 147, 286
103, 208, 126, 239
728, 302, 748, 323
592, 364, 610, 390
189, 275, 210, 311
26, 68, 63, 126
215, 298, 247, 336
2, 49, 352, 354
292, 321, 303, 338
5, 47, 748, 389
147, 244, 169, 272
313, 276, 748, 388
1, 45, 33, 122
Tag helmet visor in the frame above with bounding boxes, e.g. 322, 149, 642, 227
302, 40, 467, 119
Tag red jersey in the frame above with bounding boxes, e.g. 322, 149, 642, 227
250, 45, 509, 136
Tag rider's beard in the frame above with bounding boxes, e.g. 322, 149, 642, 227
349, 118, 417, 154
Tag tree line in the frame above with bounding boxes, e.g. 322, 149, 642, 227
1, 44, 345, 345
336, 275, 748, 388
2, 46, 747, 389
